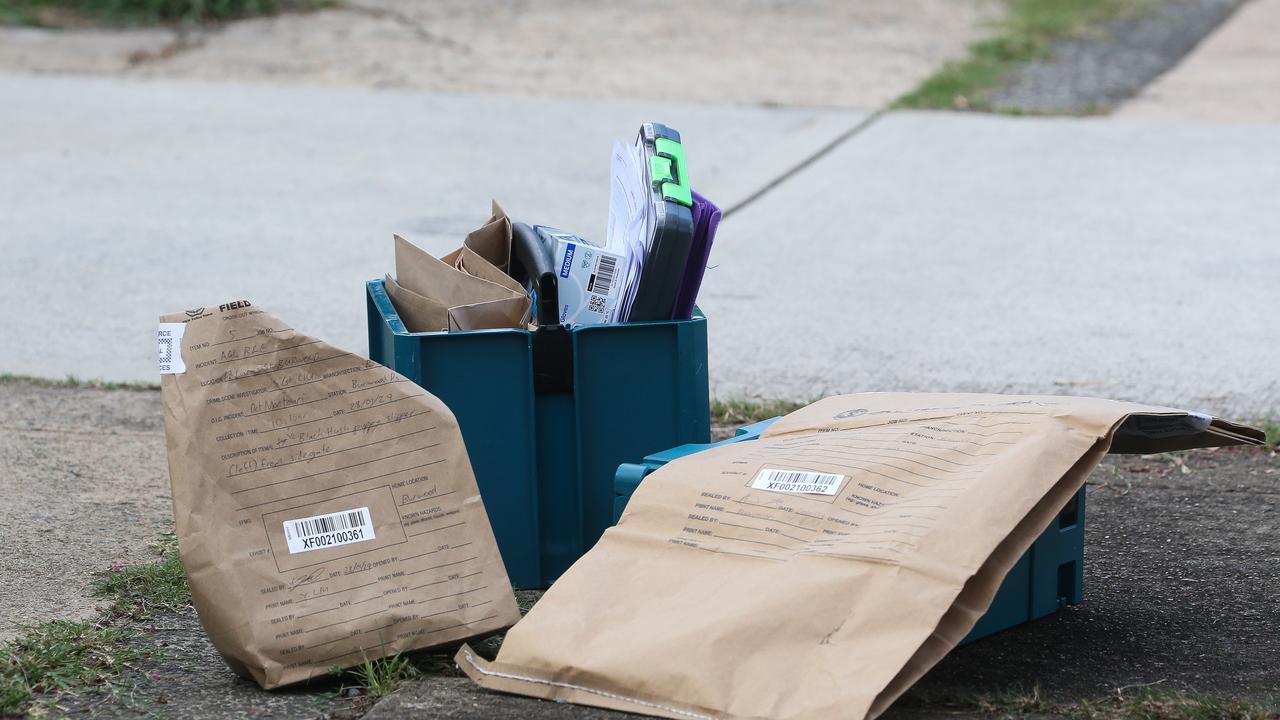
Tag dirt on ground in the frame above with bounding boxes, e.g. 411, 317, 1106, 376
895, 444, 1280, 710
0, 381, 171, 641
0, 0, 997, 109
6, 381, 1275, 718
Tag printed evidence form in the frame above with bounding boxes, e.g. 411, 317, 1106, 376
649, 399, 1066, 566
159, 302, 517, 687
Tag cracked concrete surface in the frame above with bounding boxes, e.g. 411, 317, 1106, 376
0, 0, 998, 108
0, 381, 171, 641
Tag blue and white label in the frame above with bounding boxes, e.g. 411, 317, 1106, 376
559, 243, 576, 278
551, 237, 625, 327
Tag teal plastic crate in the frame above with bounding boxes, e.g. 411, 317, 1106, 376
614, 418, 1085, 644
366, 279, 710, 588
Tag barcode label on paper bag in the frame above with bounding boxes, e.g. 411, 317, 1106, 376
283, 507, 375, 554
751, 468, 845, 496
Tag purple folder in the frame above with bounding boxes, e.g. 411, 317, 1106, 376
671, 190, 721, 320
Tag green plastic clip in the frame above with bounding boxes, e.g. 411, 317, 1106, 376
650, 137, 692, 207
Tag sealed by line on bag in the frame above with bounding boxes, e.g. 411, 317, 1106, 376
458, 393, 1263, 720
159, 301, 520, 688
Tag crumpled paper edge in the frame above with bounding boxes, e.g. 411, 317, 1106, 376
455, 645, 719, 720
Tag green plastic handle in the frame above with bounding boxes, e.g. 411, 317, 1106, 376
650, 137, 692, 207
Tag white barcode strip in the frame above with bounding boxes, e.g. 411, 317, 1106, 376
283, 506, 376, 554
590, 254, 618, 295
290, 509, 368, 539
750, 468, 845, 496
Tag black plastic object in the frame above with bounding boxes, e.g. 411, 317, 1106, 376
532, 272, 572, 393
626, 123, 695, 322
534, 272, 559, 327
510, 222, 556, 293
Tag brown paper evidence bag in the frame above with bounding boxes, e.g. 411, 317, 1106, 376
159, 301, 520, 689
459, 393, 1262, 720
382, 200, 531, 333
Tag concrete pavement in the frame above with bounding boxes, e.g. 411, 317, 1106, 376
706, 111, 1280, 417
0, 72, 865, 382
0, 381, 170, 641
0, 0, 995, 110
2, 73, 1278, 417
1121, 0, 1280, 122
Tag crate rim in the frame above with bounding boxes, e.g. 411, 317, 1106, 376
366, 278, 705, 339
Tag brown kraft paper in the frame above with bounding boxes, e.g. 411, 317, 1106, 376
390, 200, 530, 332
158, 300, 520, 689
456, 393, 1262, 719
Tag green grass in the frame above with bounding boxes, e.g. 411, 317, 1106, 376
893, 0, 1148, 112
0, 0, 325, 27
329, 650, 423, 706
1261, 420, 1280, 450
911, 683, 1279, 720
0, 373, 159, 391
0, 620, 144, 716
0, 532, 187, 714
911, 683, 1050, 717
91, 532, 191, 620
345, 651, 420, 703
710, 398, 808, 430
1078, 686, 1280, 720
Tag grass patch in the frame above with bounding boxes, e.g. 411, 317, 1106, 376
910, 683, 1279, 720
0, 620, 143, 716
1078, 686, 1280, 720
911, 683, 1050, 716
342, 651, 420, 703
92, 532, 191, 619
1260, 420, 1280, 450
0, 534, 187, 714
710, 398, 808, 430
0, 373, 160, 392
893, 0, 1148, 112
0, 0, 326, 27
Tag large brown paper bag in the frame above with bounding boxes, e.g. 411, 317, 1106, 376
457, 393, 1262, 719
157, 301, 521, 688
391, 201, 531, 332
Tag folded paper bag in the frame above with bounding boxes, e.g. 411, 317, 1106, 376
158, 301, 520, 688
391, 201, 531, 332
457, 393, 1262, 720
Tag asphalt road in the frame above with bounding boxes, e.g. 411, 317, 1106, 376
988, 0, 1241, 113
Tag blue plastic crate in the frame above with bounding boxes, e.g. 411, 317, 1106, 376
366, 279, 710, 588
613, 418, 1085, 644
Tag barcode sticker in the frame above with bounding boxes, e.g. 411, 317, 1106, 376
282, 507, 375, 554
552, 238, 625, 326
588, 253, 618, 295
157, 323, 186, 374
751, 468, 845, 496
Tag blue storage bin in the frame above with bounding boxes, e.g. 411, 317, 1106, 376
366, 279, 710, 588
613, 418, 1085, 644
